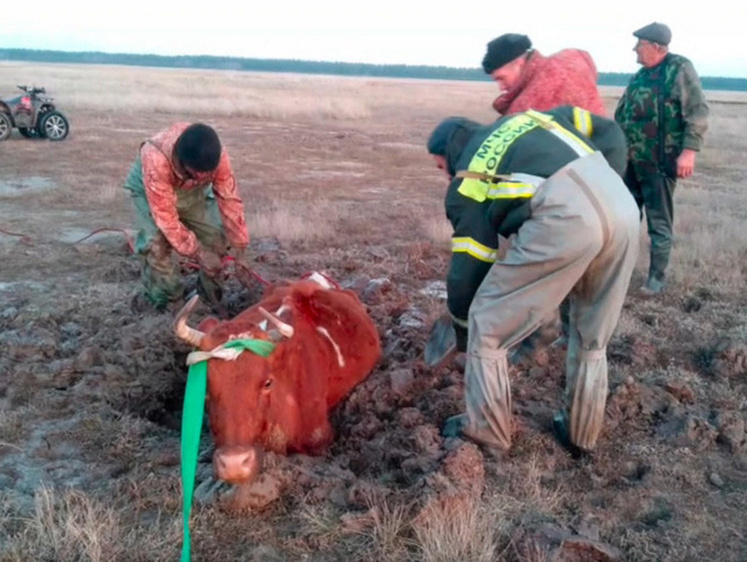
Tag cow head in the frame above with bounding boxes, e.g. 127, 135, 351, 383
174, 278, 381, 485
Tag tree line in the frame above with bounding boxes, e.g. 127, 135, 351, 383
1, 48, 745, 92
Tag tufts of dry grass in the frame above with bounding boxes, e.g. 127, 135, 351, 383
296, 502, 344, 546
666, 184, 747, 291
1, 485, 181, 562
361, 500, 412, 562
248, 197, 343, 243
420, 213, 452, 246
412, 494, 498, 562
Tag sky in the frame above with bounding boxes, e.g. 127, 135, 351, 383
3, 0, 746, 78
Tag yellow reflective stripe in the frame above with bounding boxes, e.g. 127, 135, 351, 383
451, 237, 498, 263
456, 110, 592, 203
458, 178, 491, 202
573, 107, 593, 137
525, 109, 555, 127
526, 108, 594, 155
457, 114, 541, 202
548, 123, 595, 156
486, 173, 544, 199
487, 182, 535, 199
451, 314, 469, 328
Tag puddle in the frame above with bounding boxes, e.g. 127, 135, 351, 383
0, 177, 57, 197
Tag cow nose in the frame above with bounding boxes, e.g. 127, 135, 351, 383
213, 445, 263, 485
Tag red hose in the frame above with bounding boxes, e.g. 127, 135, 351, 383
6, 225, 327, 290
71, 228, 135, 254
0, 227, 34, 245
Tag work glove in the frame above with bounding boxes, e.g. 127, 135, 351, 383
228, 246, 255, 288
228, 246, 250, 267
196, 248, 222, 277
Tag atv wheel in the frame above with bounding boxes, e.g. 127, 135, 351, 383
40, 110, 70, 141
0, 113, 11, 141
18, 127, 41, 139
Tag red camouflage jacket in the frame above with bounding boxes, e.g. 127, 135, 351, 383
141, 122, 249, 257
493, 49, 606, 116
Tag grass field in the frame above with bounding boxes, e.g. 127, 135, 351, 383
1, 62, 745, 562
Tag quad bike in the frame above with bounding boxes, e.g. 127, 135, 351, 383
0, 85, 70, 141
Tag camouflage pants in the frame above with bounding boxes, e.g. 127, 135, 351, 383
124, 156, 228, 308
624, 165, 676, 283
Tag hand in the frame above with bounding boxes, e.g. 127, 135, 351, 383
196, 248, 222, 277
676, 149, 696, 179
233, 260, 256, 289
228, 245, 249, 265
227, 247, 255, 288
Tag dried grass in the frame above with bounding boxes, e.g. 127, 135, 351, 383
1, 62, 371, 120
0, 485, 181, 562
248, 198, 342, 243
412, 495, 498, 562
0, 61, 745, 562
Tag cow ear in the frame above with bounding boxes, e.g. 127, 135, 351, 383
198, 317, 220, 332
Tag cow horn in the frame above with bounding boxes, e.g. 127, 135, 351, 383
258, 306, 294, 338
174, 295, 206, 348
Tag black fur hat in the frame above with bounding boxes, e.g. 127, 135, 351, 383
482, 34, 532, 73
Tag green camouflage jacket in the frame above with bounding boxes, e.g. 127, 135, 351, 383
615, 53, 709, 177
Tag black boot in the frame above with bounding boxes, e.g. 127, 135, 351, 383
551, 412, 589, 460
641, 249, 669, 295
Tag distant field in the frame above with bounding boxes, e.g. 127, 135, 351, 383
2, 62, 746, 120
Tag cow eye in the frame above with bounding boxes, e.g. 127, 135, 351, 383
262, 378, 273, 390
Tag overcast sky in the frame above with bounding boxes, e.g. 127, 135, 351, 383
3, 0, 745, 78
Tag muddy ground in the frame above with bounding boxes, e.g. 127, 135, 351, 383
1, 69, 746, 561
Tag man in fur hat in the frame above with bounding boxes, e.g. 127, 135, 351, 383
482, 33, 606, 116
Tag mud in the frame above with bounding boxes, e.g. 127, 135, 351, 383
1, 96, 746, 560
2, 228, 745, 560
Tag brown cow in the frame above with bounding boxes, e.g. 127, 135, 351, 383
173, 274, 381, 485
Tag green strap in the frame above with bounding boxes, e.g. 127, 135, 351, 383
180, 360, 207, 562
180, 339, 276, 562
222, 339, 277, 356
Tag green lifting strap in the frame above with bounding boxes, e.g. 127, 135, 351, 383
180, 338, 276, 562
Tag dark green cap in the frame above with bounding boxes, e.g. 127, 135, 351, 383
633, 22, 671, 46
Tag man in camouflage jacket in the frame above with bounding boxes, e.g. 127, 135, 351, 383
615, 22, 709, 294
123, 123, 251, 311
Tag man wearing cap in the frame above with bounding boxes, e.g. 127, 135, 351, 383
123, 122, 252, 311
482, 34, 606, 116
427, 106, 639, 457
615, 22, 709, 295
